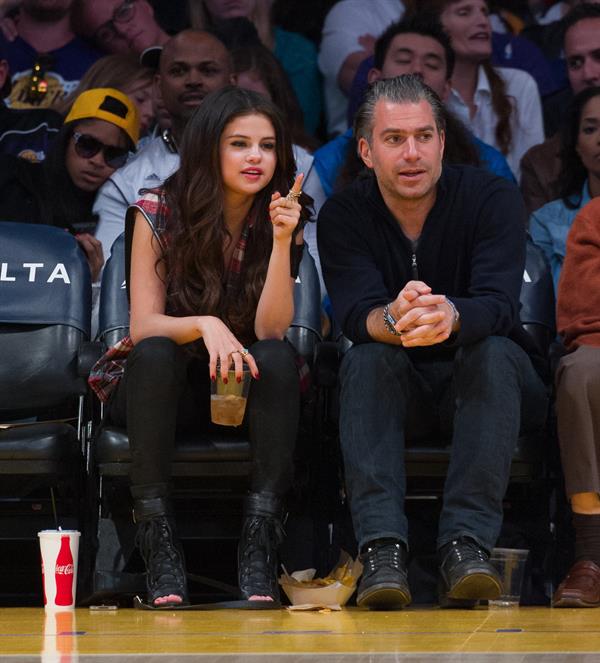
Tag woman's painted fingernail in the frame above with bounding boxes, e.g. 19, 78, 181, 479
211, 375, 216, 382
236, 376, 241, 384
255, 372, 260, 380
223, 377, 228, 384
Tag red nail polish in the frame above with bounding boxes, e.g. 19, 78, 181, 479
223, 377, 228, 384
255, 372, 260, 380
236, 376, 242, 384
211, 375, 216, 382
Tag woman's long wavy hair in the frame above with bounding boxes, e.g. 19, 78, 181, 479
162, 86, 310, 338
558, 86, 600, 209
405, 0, 514, 155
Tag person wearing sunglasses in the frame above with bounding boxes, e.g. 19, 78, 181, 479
0, 86, 139, 281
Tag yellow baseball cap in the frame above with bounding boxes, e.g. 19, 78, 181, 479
65, 87, 140, 147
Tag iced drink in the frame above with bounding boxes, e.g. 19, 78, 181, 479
211, 367, 251, 426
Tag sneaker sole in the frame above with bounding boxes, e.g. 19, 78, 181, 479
357, 583, 411, 610
447, 571, 502, 601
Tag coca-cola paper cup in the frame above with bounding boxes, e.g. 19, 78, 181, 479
38, 529, 80, 610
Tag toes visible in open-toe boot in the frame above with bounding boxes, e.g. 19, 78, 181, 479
238, 491, 285, 603
134, 496, 189, 608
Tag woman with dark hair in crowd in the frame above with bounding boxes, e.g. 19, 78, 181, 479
89, 86, 311, 608
232, 41, 319, 152
530, 86, 600, 293
409, 0, 544, 179
0, 87, 139, 281
53, 54, 155, 138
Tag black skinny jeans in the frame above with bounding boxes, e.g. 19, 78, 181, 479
107, 337, 301, 500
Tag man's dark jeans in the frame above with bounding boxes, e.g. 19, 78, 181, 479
339, 336, 549, 553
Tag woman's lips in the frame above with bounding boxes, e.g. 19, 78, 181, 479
241, 168, 263, 181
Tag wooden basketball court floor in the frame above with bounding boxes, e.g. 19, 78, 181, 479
2, 607, 600, 662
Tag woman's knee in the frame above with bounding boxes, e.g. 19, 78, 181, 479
127, 336, 187, 381
250, 339, 297, 377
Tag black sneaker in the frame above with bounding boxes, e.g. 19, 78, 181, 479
438, 537, 502, 608
356, 539, 411, 610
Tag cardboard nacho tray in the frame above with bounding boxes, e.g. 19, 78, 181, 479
279, 551, 363, 611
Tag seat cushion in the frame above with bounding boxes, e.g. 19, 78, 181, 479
95, 426, 251, 464
0, 423, 78, 460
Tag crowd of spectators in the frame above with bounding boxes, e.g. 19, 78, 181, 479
2, 0, 600, 609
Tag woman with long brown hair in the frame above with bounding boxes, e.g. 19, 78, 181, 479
407, 0, 544, 180
91, 86, 311, 608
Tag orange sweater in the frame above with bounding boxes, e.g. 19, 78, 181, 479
557, 197, 600, 351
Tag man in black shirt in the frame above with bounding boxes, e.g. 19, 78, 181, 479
317, 75, 548, 610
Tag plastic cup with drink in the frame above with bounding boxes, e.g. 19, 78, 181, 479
210, 360, 252, 427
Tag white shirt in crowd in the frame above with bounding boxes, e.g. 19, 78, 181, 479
319, 0, 405, 137
445, 66, 544, 181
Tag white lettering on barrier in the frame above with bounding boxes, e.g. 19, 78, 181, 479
0, 263, 71, 283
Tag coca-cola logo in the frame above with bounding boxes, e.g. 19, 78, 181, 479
55, 564, 74, 575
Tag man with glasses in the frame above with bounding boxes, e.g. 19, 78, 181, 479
0, 0, 101, 109
93, 28, 236, 263
72, 0, 169, 56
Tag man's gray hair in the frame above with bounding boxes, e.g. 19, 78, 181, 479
354, 74, 446, 143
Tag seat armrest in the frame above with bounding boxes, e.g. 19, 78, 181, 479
78, 341, 106, 377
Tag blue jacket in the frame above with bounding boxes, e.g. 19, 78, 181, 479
529, 182, 592, 294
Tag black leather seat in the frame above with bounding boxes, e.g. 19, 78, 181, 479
0, 221, 91, 532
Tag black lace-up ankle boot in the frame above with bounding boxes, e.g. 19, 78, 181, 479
356, 538, 411, 609
438, 536, 502, 608
238, 491, 285, 603
133, 495, 189, 608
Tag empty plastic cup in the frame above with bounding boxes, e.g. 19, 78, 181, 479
489, 547, 529, 608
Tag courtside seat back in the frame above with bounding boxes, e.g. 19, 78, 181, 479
520, 239, 556, 357
0, 222, 91, 412
98, 233, 128, 348
287, 248, 322, 361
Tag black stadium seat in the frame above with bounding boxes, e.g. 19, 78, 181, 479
0, 221, 91, 553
